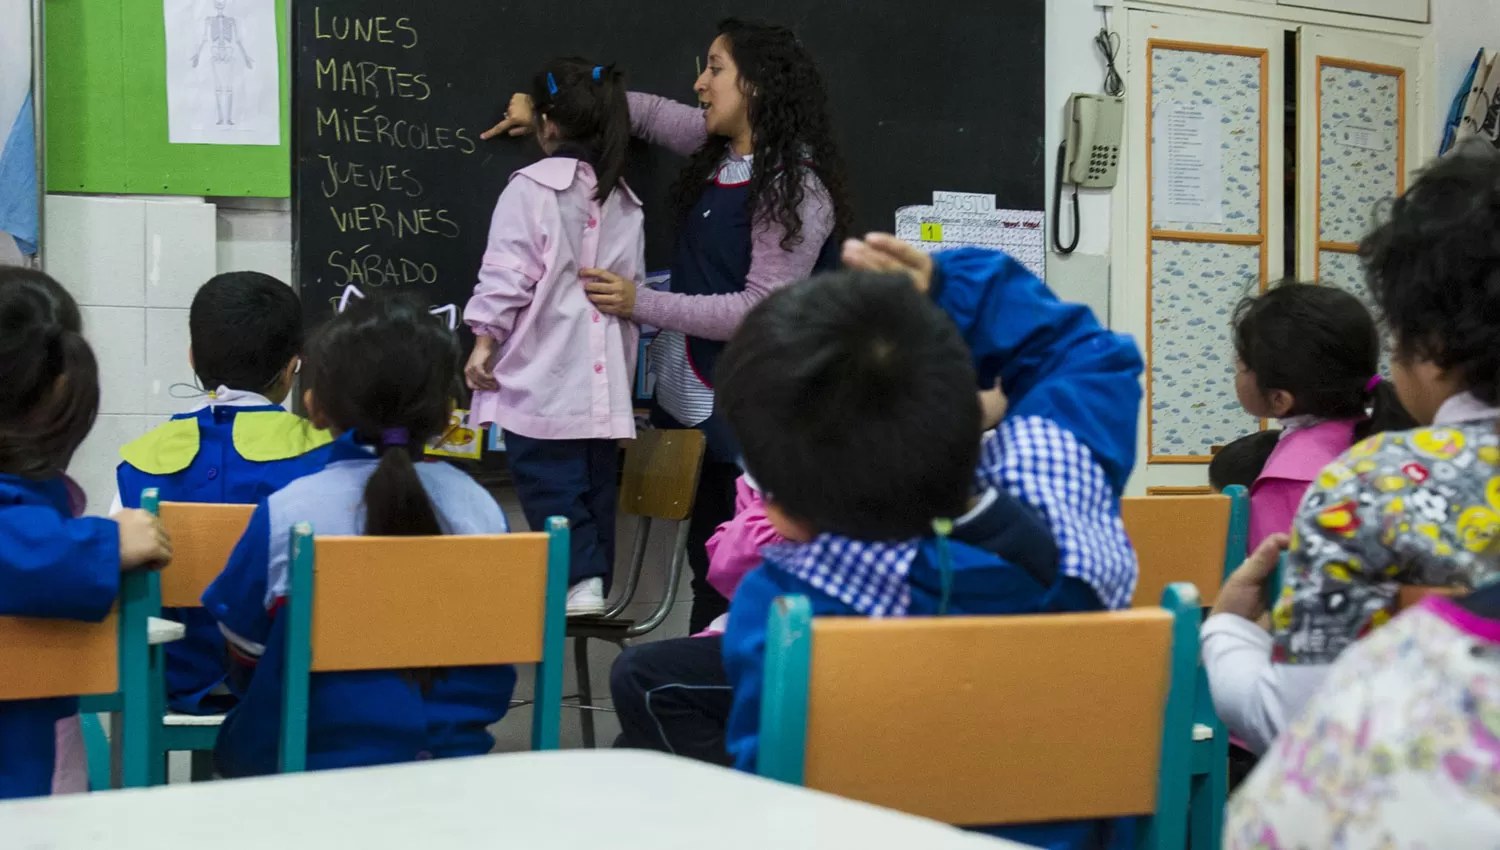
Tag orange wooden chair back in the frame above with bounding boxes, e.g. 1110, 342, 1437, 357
307, 534, 552, 671
157, 502, 256, 608
799, 609, 1176, 824
0, 613, 119, 701
1122, 492, 1240, 606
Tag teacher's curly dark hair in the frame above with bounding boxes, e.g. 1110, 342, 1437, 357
672, 18, 853, 250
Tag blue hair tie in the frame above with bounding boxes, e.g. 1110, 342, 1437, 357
547, 72, 558, 96
592, 66, 603, 82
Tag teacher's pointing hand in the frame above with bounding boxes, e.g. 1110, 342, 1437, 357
583, 269, 636, 320
481, 93, 536, 140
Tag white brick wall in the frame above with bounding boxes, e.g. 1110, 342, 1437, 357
44, 194, 291, 516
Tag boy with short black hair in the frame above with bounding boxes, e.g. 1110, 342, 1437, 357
717, 240, 1143, 849
1209, 430, 1283, 493
114, 272, 333, 716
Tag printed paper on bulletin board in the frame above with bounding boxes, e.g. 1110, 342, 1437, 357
45, 0, 290, 196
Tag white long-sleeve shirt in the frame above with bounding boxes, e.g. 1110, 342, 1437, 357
1200, 613, 1329, 754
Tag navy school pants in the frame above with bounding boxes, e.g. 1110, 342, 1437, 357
609, 635, 732, 766
502, 431, 617, 587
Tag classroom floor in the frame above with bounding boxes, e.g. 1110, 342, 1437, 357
163, 483, 696, 782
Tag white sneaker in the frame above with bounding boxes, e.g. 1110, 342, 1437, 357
566, 578, 606, 617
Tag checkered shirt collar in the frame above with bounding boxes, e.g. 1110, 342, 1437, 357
762, 533, 922, 618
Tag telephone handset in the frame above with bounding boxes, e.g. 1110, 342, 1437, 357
1053, 93, 1125, 254
1064, 93, 1124, 187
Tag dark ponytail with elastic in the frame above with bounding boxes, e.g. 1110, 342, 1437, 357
302, 293, 459, 538
1233, 281, 1416, 443
1361, 377, 1417, 442
0, 267, 100, 479
530, 57, 631, 203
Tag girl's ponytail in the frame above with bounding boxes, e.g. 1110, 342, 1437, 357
302, 294, 460, 541
531, 57, 632, 203
0, 268, 100, 479
593, 64, 631, 204
1357, 377, 1417, 442
363, 432, 443, 538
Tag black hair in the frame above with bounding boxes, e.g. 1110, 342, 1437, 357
672, 18, 853, 250
302, 293, 461, 538
190, 272, 303, 394
1361, 139, 1500, 406
1232, 281, 1415, 442
1209, 430, 1282, 493
530, 57, 630, 203
0, 267, 100, 479
717, 271, 979, 539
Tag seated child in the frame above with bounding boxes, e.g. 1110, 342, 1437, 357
716, 239, 1144, 848
203, 294, 514, 776
1229, 282, 1413, 553
609, 241, 1141, 774
114, 272, 332, 715
1224, 582, 1500, 848
1204, 140, 1500, 755
1210, 430, 1282, 494
0, 268, 171, 798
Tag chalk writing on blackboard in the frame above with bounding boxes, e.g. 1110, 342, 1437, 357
302, 5, 488, 316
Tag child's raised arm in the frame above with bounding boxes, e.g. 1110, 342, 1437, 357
0, 507, 121, 620
843, 236, 1143, 494
930, 248, 1142, 494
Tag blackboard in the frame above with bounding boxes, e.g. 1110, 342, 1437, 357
292, 0, 1045, 331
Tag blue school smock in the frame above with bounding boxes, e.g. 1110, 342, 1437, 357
116, 390, 333, 714
720, 247, 1144, 849
0, 475, 120, 799
201, 434, 516, 777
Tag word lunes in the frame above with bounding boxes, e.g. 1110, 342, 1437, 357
313, 10, 418, 48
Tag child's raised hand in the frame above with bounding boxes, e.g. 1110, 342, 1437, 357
465, 335, 500, 392
1212, 533, 1288, 624
481, 94, 536, 140
841, 233, 935, 294
113, 509, 172, 572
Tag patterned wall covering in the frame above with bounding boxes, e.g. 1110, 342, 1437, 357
1318, 64, 1401, 245
1151, 49, 1263, 235
1149, 45, 1265, 459
1151, 241, 1262, 456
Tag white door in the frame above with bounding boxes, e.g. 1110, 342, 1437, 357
1295, 25, 1422, 367
1118, 10, 1287, 495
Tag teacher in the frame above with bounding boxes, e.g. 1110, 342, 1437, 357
486, 18, 851, 634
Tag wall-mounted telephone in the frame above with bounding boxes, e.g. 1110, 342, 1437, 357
1064, 93, 1124, 188
1053, 93, 1125, 254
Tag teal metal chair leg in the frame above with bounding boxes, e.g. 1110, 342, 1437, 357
756, 594, 813, 785
1145, 583, 1199, 850
1189, 665, 1229, 850
1181, 483, 1248, 850
532, 516, 570, 751
278, 523, 316, 773
80, 713, 111, 791
117, 568, 159, 788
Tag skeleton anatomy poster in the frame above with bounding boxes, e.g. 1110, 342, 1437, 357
163, 0, 280, 145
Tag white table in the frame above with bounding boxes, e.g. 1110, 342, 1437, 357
0, 750, 1024, 849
